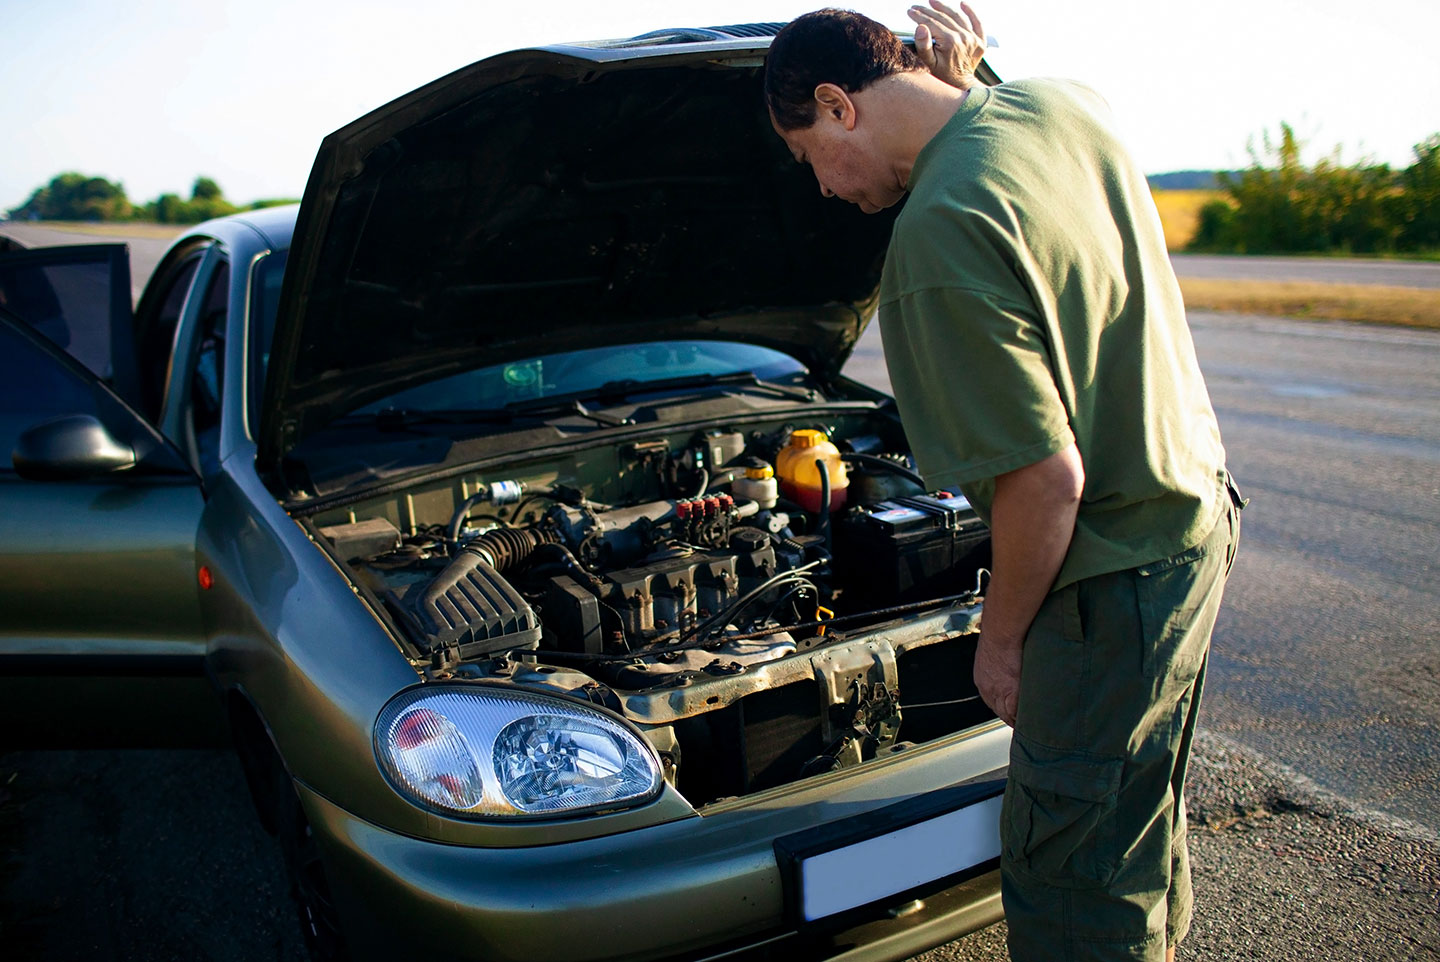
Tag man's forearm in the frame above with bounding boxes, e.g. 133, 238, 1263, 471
973, 443, 1084, 725
984, 443, 1084, 645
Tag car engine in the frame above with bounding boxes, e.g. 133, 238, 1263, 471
311, 421, 996, 807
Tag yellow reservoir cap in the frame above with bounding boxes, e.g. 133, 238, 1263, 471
745, 465, 774, 480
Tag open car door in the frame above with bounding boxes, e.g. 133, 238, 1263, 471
0, 248, 220, 747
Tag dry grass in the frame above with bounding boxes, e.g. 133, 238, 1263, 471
1151, 189, 1224, 251
1179, 278, 1440, 330
25, 220, 186, 240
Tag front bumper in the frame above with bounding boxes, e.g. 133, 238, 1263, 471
300, 723, 1010, 962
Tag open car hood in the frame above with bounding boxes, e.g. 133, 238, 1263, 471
258, 38, 903, 470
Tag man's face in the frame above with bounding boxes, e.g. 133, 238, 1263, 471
771, 94, 904, 215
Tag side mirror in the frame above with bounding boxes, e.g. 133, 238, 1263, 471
12, 414, 137, 481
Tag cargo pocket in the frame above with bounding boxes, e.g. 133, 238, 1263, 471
1005, 732, 1124, 889
1136, 541, 1220, 684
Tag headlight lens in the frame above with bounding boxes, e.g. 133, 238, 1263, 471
375, 686, 663, 818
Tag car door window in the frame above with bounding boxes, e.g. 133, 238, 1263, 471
0, 245, 134, 397
0, 316, 188, 475
0, 321, 96, 472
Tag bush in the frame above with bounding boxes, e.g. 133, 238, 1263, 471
1189, 199, 1236, 250
8, 173, 264, 225
138, 177, 240, 223
1187, 123, 1437, 255
1399, 135, 1440, 249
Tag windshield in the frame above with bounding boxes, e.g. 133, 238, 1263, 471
352, 340, 806, 416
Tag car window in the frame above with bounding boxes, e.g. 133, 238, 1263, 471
355, 340, 807, 415
0, 252, 123, 381
0, 316, 192, 477
136, 253, 202, 421
191, 262, 229, 473
0, 320, 96, 472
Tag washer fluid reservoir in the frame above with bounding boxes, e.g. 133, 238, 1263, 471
776, 429, 848, 513
732, 462, 779, 509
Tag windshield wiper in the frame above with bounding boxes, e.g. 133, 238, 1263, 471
592, 371, 818, 404
318, 408, 524, 434
503, 395, 635, 427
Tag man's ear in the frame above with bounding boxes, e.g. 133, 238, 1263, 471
812, 83, 857, 130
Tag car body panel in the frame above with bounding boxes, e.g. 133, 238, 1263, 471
301, 722, 1009, 961
0, 476, 205, 658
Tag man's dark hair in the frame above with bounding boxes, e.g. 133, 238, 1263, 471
765, 9, 923, 132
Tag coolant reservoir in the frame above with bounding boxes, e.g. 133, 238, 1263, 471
775, 429, 848, 513
732, 462, 779, 509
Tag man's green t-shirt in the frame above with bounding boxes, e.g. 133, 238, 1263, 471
878, 78, 1226, 589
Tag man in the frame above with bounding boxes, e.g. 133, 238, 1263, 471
765, 6, 1244, 961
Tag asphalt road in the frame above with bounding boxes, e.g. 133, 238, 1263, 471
854, 305, 1440, 959
2, 225, 1437, 959
1169, 253, 1440, 289
920, 731, 1440, 962
1187, 313, 1440, 830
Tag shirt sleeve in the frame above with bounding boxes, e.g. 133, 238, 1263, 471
880, 283, 1074, 489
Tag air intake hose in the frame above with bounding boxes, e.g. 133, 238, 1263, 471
463, 526, 560, 572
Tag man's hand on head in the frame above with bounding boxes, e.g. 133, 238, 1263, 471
908, 1, 986, 89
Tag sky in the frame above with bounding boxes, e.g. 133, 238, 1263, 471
3, 0, 1438, 209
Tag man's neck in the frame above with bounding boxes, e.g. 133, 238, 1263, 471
858, 72, 971, 191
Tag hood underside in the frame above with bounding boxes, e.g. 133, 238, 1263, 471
259, 41, 901, 469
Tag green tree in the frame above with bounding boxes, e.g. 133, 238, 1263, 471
146, 193, 188, 224
1399, 135, 1440, 249
137, 178, 238, 224
1187, 123, 1422, 254
184, 176, 237, 222
191, 176, 223, 201
8, 172, 132, 221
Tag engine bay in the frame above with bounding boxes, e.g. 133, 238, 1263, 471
305, 413, 996, 806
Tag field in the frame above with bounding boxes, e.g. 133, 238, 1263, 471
1151, 189, 1223, 251
1178, 278, 1440, 330
16, 220, 186, 240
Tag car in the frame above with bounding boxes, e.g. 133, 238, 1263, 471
0, 23, 1009, 962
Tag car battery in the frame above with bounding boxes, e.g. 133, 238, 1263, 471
834, 492, 990, 604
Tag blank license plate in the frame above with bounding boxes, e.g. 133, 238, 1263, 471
778, 781, 1004, 923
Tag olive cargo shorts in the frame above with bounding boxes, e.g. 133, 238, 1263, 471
1001, 479, 1243, 961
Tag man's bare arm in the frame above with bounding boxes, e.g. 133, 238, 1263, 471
973, 443, 1084, 727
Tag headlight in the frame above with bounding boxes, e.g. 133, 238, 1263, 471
375, 686, 663, 818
